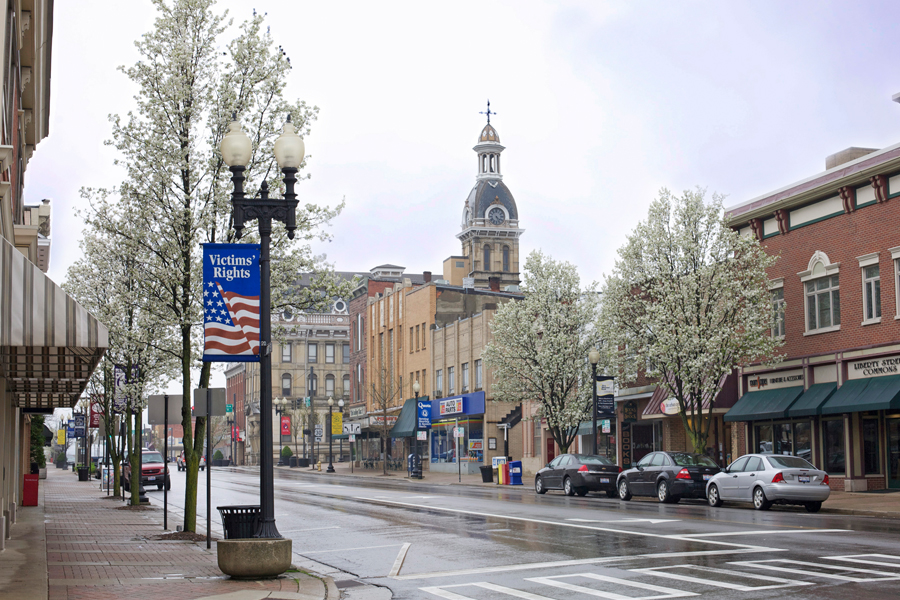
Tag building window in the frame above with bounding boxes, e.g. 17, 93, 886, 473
503, 246, 510, 272
794, 421, 811, 462
475, 359, 482, 389
282, 342, 292, 363
896, 258, 900, 317
325, 375, 335, 396
771, 288, 785, 337
422, 368, 426, 395
483, 245, 491, 271
805, 275, 840, 331
448, 366, 455, 395
415, 325, 420, 351
533, 420, 542, 459
342, 344, 350, 364
823, 419, 845, 475
326, 343, 335, 364
422, 323, 426, 349
308, 343, 318, 363
409, 327, 414, 353
863, 265, 881, 322
863, 419, 881, 474
461, 362, 469, 392
281, 373, 292, 397
435, 369, 442, 396
342, 375, 350, 398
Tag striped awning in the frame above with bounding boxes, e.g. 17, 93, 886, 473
1, 236, 108, 410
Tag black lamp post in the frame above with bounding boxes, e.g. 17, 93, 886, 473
274, 397, 287, 465
589, 348, 600, 456
411, 381, 422, 479
220, 113, 305, 539
326, 397, 343, 473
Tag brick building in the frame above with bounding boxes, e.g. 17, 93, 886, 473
726, 142, 900, 491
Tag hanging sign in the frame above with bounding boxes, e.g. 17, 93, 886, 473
57, 429, 66, 445
660, 398, 681, 415
113, 365, 139, 414
89, 397, 102, 428
417, 400, 432, 429
202, 243, 261, 362
281, 415, 291, 436
67, 419, 75, 439
623, 400, 638, 423
601, 419, 611, 434
331, 412, 343, 435
73, 414, 86, 438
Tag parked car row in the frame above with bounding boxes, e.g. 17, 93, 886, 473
535, 451, 831, 513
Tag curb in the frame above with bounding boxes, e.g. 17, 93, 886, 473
820, 508, 900, 519
324, 576, 340, 599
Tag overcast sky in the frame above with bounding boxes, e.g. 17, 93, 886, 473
25, 1, 900, 393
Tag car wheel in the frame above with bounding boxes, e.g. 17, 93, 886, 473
657, 480, 674, 503
618, 479, 632, 501
563, 477, 575, 496
575, 487, 588, 497
707, 484, 723, 507
157, 484, 163, 490
535, 476, 547, 495
804, 501, 822, 513
605, 489, 617, 498
165, 479, 172, 491
753, 487, 772, 511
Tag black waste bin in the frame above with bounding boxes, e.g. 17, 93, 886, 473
77, 466, 90, 481
217, 505, 261, 539
479, 465, 493, 483
297, 458, 309, 468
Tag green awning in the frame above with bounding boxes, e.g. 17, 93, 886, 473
332, 433, 349, 439
389, 397, 419, 438
821, 375, 900, 415
724, 386, 804, 422
787, 383, 836, 417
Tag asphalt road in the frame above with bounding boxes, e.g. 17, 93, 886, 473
146, 465, 900, 600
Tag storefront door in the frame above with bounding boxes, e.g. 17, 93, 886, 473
631, 424, 656, 465
888, 418, 900, 489
546, 436, 556, 464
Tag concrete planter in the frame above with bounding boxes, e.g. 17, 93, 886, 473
217, 538, 292, 579
39, 468, 47, 480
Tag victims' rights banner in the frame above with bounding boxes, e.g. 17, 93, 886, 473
202, 243, 261, 362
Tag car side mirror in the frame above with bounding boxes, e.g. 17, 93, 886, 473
636, 465, 643, 471
724, 467, 730, 473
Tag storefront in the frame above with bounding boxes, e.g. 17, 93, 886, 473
429, 391, 485, 474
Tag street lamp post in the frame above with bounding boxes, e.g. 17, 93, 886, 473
326, 397, 335, 473
411, 381, 422, 479
589, 348, 600, 456
274, 397, 286, 465
220, 113, 305, 539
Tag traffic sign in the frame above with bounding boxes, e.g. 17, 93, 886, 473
314, 424, 323, 442
226, 403, 234, 414
349, 434, 356, 442
343, 423, 361, 434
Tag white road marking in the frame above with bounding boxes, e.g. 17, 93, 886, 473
422, 582, 557, 599
730, 559, 900, 582
825, 554, 900, 568
295, 544, 401, 555
675, 529, 848, 538
568, 518, 681, 525
389, 542, 411, 577
527, 572, 696, 599
632, 564, 813, 591
278, 526, 341, 533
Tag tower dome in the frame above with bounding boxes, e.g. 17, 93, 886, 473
479, 123, 500, 143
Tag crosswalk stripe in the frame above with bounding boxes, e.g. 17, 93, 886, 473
472, 582, 557, 599
631, 564, 813, 591
730, 559, 900, 582
420, 586, 476, 600
824, 554, 900, 569
526, 573, 697, 599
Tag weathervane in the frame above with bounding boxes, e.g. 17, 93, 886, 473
480, 100, 496, 124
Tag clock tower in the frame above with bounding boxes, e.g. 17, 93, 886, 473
455, 118, 524, 290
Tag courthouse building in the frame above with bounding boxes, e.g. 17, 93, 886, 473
726, 142, 900, 491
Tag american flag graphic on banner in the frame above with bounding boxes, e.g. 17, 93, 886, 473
202, 243, 261, 362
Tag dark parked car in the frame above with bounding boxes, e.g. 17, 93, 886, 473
617, 451, 720, 503
534, 454, 622, 497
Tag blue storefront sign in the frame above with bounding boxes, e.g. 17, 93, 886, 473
202, 243, 261, 362
417, 400, 432, 429
430, 391, 486, 421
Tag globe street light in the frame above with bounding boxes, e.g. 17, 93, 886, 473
326, 396, 335, 473
588, 348, 601, 456
220, 113, 304, 539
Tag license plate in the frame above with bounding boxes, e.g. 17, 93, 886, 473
703, 474, 711, 481
146, 476, 156, 481
799, 475, 810, 483
600, 478, 609, 483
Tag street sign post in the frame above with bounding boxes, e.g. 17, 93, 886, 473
314, 424, 323, 443
342, 423, 361, 435
193, 388, 226, 549
148, 394, 183, 531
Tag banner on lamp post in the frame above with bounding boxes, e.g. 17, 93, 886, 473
280, 416, 291, 437
331, 412, 343, 435
89, 397, 102, 428
201, 243, 261, 363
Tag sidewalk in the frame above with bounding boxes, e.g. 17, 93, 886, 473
277, 460, 900, 518
0, 467, 334, 600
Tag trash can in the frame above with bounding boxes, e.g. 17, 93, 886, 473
509, 460, 523, 486
297, 458, 309, 468
22, 474, 38, 506
77, 466, 90, 482
479, 465, 493, 483
289, 456, 298, 468
217, 505, 261, 539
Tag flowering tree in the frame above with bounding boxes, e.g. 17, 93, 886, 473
599, 188, 781, 454
483, 251, 601, 454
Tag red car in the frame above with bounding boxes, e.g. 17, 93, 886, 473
124, 450, 171, 491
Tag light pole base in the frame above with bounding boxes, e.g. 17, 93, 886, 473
326, 465, 335, 473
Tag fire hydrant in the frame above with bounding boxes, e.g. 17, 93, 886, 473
317, 461, 322, 471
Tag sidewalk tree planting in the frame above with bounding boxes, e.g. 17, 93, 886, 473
369, 366, 403, 475
599, 188, 781, 454
76, 0, 346, 530
483, 250, 602, 454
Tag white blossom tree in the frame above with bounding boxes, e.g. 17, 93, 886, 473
599, 188, 782, 454
483, 251, 602, 454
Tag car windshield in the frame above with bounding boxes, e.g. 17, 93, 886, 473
576, 455, 614, 466
143, 452, 164, 463
766, 455, 815, 469
670, 453, 718, 467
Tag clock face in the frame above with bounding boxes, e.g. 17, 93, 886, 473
488, 207, 505, 225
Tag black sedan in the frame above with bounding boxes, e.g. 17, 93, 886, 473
617, 451, 720, 503
534, 454, 621, 497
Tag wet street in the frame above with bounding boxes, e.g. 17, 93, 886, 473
146, 466, 900, 599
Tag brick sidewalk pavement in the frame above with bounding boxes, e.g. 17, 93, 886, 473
34, 468, 330, 600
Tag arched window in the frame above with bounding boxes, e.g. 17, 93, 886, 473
481, 155, 487, 173
489, 154, 495, 172
281, 373, 292, 397
503, 246, 510, 272
325, 375, 335, 396
483, 244, 491, 271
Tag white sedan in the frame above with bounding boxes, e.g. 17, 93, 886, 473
706, 453, 830, 512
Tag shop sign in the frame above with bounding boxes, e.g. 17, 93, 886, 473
848, 355, 900, 380
623, 401, 638, 423
601, 419, 611, 434
369, 415, 397, 427
417, 431, 427, 441
660, 398, 681, 415
453, 426, 465, 438
349, 406, 366, 418
469, 439, 483, 451
439, 398, 464, 416
417, 400, 432, 429
492, 456, 507, 467
747, 369, 803, 390
621, 423, 632, 467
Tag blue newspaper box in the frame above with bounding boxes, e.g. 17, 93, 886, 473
509, 460, 523, 486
